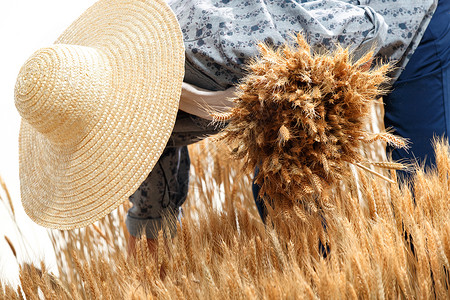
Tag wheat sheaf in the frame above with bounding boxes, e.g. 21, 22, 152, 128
214, 33, 406, 209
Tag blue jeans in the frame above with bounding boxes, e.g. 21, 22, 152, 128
384, 0, 450, 178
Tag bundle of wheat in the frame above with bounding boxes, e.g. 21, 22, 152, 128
215, 33, 406, 210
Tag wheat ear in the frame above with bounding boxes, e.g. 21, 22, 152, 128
354, 162, 395, 184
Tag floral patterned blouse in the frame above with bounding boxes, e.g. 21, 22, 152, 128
168, 0, 437, 89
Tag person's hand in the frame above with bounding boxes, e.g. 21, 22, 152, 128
358, 57, 374, 72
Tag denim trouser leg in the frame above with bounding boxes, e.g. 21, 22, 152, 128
252, 166, 268, 222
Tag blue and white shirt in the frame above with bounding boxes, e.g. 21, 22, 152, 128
169, 0, 437, 90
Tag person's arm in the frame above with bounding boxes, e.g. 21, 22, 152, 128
178, 82, 236, 120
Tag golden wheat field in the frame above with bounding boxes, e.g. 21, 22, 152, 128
2, 35, 449, 299
0, 134, 449, 299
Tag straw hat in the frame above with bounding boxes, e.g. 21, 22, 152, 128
14, 0, 185, 229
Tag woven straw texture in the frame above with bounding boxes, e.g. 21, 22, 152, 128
14, 0, 185, 229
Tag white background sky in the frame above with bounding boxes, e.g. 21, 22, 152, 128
0, 0, 97, 286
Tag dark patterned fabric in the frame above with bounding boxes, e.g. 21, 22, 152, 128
167, 110, 224, 147
126, 146, 190, 238
126, 111, 223, 238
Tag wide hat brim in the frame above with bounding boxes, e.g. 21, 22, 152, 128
16, 0, 185, 229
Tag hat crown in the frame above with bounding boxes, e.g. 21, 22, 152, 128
15, 45, 111, 146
